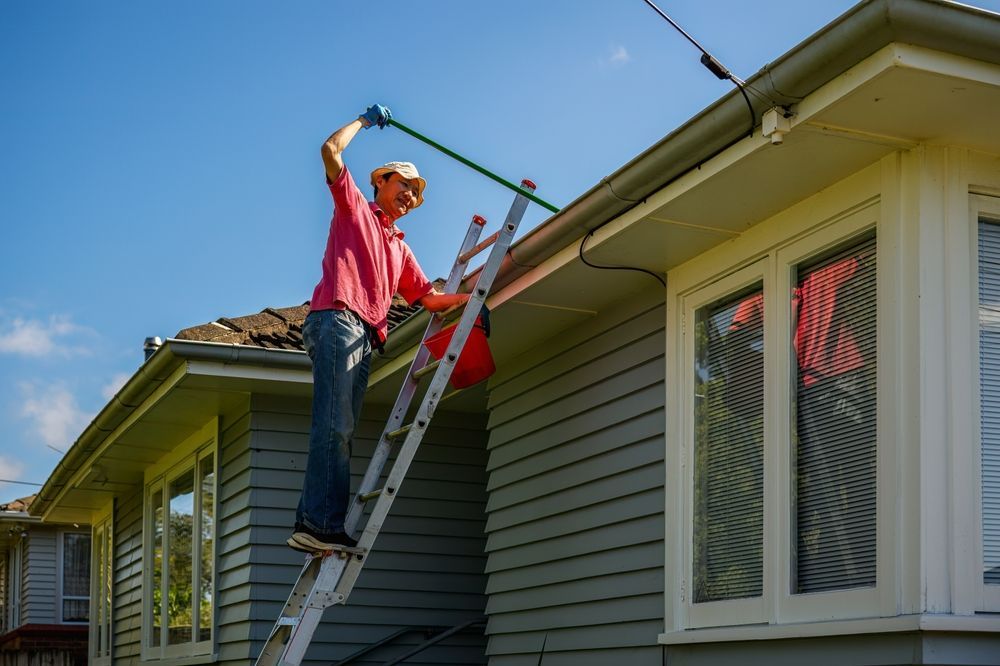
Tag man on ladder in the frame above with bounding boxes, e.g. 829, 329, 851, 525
288, 103, 469, 554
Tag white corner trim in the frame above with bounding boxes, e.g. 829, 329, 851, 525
657, 613, 1000, 645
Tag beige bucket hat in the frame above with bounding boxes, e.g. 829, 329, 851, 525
370, 161, 426, 208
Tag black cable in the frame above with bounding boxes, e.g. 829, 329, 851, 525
579, 230, 666, 287
641, 0, 769, 135
575, 2, 772, 288
734, 82, 755, 138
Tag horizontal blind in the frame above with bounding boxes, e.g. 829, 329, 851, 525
793, 233, 877, 593
693, 286, 764, 602
979, 218, 1000, 585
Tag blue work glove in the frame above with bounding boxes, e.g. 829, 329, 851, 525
359, 104, 391, 130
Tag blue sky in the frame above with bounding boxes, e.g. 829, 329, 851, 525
2, 0, 998, 498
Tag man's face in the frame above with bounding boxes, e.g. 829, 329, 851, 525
376, 173, 420, 221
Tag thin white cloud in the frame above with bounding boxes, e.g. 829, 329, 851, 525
101, 373, 131, 401
19, 382, 92, 449
609, 45, 631, 66
0, 315, 93, 358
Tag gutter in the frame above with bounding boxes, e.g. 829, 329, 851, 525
32, 339, 313, 519
483, 0, 1000, 294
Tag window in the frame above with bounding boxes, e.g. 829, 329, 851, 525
670, 202, 883, 632
6, 541, 22, 630
60, 532, 91, 623
144, 435, 216, 660
693, 284, 765, 604
978, 198, 1000, 609
91, 508, 113, 663
792, 235, 877, 594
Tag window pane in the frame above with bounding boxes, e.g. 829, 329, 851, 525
63, 533, 91, 598
168, 470, 195, 645
980, 218, 1000, 585
198, 455, 214, 642
151, 489, 163, 647
793, 234, 877, 593
693, 285, 765, 602
63, 598, 89, 623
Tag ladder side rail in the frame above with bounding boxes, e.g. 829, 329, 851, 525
264, 555, 353, 666
255, 554, 323, 666
344, 215, 487, 534
335, 187, 533, 598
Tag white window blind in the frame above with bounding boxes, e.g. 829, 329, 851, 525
792, 234, 877, 593
979, 218, 1000, 586
693, 285, 765, 602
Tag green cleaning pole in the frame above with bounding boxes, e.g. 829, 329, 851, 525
387, 118, 560, 214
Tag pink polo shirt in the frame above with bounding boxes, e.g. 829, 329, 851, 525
310, 166, 433, 341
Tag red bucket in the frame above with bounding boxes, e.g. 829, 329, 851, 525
423, 316, 496, 389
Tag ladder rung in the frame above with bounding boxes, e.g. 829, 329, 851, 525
458, 231, 500, 264
411, 359, 440, 381
277, 617, 299, 626
388, 423, 412, 439
358, 488, 383, 502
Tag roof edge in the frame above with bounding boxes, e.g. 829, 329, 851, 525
32, 338, 313, 519
491, 0, 1000, 292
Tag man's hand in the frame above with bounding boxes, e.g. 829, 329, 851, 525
359, 104, 392, 130
419, 292, 470, 315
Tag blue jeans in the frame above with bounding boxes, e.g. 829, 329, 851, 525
296, 309, 372, 535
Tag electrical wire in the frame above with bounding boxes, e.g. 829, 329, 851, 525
0, 479, 43, 486
574, 1, 768, 289
579, 230, 666, 288
641, 0, 773, 135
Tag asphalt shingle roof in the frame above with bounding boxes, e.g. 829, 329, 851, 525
175, 296, 427, 350
0, 495, 34, 513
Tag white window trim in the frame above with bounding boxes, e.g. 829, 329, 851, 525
971, 192, 1000, 612
664, 174, 897, 638
141, 418, 218, 663
90, 502, 114, 665
56, 529, 91, 625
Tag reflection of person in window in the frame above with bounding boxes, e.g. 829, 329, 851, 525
727, 256, 875, 589
793, 254, 876, 590
794, 257, 865, 389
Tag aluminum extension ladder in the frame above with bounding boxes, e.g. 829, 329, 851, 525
254, 180, 537, 666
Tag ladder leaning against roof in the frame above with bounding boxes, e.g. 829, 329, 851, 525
254, 179, 537, 666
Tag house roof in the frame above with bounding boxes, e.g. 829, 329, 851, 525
0, 495, 34, 513
173, 291, 436, 350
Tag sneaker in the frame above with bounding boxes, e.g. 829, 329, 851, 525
287, 528, 358, 553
